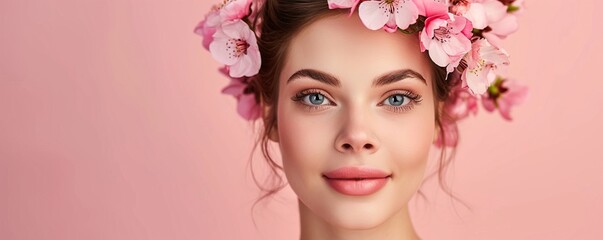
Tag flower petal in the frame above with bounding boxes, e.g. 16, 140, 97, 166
503, 80, 529, 105
229, 52, 255, 78
221, 79, 246, 96
384, 17, 398, 33
496, 80, 529, 121
194, 20, 216, 50
446, 14, 467, 34
446, 55, 463, 73
481, 47, 510, 77
497, 98, 513, 120
414, 0, 448, 17
486, 31, 507, 47
427, 41, 450, 67
237, 93, 261, 120
481, 97, 496, 112
489, 14, 519, 37
220, 0, 253, 21
483, 0, 507, 23
394, 1, 419, 29
209, 38, 239, 66
194, 9, 223, 50
480, 44, 508, 64
464, 3, 488, 29
441, 34, 471, 56
358, 1, 391, 31
220, 20, 250, 39
419, 29, 434, 52
464, 66, 489, 95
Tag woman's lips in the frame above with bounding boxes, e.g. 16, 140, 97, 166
323, 166, 391, 196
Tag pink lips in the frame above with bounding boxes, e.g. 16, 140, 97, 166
323, 166, 391, 196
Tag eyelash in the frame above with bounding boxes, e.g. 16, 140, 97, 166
290, 89, 423, 113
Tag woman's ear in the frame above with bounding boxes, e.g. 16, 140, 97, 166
263, 105, 279, 142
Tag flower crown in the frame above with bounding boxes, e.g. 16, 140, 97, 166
194, 0, 528, 147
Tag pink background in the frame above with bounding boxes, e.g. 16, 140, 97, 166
1, 0, 602, 239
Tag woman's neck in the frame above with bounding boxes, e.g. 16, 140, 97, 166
298, 199, 420, 240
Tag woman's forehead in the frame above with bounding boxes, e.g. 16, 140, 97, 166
281, 13, 433, 89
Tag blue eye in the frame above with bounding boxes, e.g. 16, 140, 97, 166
383, 94, 409, 106
305, 93, 327, 105
379, 91, 423, 113
293, 90, 332, 106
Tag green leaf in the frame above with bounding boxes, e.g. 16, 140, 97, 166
507, 5, 520, 13
472, 28, 484, 38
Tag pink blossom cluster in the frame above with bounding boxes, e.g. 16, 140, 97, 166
194, 0, 262, 120
329, 0, 528, 147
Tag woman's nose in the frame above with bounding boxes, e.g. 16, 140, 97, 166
334, 110, 380, 154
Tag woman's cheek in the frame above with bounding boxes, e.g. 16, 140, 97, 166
376, 105, 435, 171
277, 105, 334, 188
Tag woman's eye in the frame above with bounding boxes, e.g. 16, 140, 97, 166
291, 90, 334, 111
383, 94, 410, 107
380, 91, 422, 113
302, 93, 331, 105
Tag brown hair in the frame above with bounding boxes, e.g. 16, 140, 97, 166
244, 0, 469, 215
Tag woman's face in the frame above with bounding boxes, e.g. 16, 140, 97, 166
272, 13, 436, 229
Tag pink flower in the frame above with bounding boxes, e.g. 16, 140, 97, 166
434, 120, 459, 148
209, 20, 261, 78
453, 0, 520, 48
482, 78, 528, 121
358, 0, 420, 32
415, 0, 449, 17
461, 0, 507, 29
194, 6, 221, 50
218, 0, 253, 22
462, 38, 509, 95
444, 85, 479, 120
420, 13, 473, 73
193, 0, 253, 50
327, 0, 362, 15
220, 67, 262, 120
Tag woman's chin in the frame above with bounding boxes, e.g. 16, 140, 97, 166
327, 213, 388, 230
303, 196, 397, 230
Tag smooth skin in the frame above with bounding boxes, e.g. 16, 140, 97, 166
266, 12, 439, 240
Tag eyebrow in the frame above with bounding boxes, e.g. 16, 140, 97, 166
286, 68, 427, 87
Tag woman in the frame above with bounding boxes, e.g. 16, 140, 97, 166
196, 0, 527, 239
